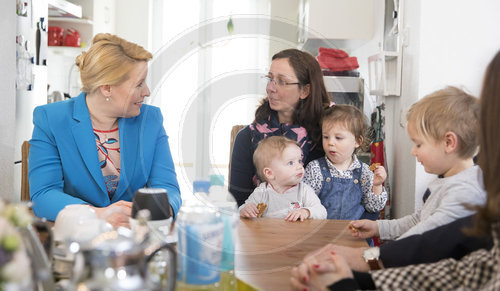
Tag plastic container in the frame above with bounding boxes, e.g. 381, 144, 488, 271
176, 181, 223, 290
48, 26, 64, 46
63, 28, 80, 47
208, 174, 239, 291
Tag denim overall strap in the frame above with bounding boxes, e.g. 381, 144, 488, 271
318, 157, 334, 202
339, 165, 365, 220
317, 157, 365, 220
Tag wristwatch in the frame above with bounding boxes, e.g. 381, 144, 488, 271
362, 247, 381, 270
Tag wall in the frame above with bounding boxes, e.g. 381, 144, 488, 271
0, 1, 16, 200
114, 0, 152, 51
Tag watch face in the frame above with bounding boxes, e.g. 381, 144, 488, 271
363, 247, 380, 260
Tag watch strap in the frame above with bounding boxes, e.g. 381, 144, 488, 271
367, 259, 381, 270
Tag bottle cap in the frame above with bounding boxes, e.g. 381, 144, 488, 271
210, 174, 225, 187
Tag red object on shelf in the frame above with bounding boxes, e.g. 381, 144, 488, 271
63, 28, 80, 47
48, 26, 64, 46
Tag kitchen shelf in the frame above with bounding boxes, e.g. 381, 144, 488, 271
323, 76, 363, 93
48, 0, 82, 18
368, 51, 402, 96
48, 16, 93, 25
48, 16, 93, 47
48, 46, 84, 57
323, 76, 364, 110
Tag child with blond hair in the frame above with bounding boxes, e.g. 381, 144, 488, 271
350, 86, 486, 240
239, 136, 327, 221
303, 104, 388, 220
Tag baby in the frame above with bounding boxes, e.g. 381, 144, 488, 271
239, 136, 327, 221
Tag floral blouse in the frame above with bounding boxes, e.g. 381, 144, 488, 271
94, 127, 120, 199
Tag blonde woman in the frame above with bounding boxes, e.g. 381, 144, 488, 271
29, 33, 181, 228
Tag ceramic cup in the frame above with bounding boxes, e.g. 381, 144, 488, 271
53, 204, 111, 243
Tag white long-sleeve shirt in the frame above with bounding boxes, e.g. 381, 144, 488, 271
239, 182, 327, 219
378, 165, 486, 240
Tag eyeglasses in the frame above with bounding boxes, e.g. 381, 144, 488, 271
262, 75, 300, 87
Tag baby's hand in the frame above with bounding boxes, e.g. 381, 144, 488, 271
240, 203, 258, 218
373, 165, 387, 186
285, 208, 310, 222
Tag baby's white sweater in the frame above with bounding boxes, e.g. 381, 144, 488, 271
239, 182, 327, 219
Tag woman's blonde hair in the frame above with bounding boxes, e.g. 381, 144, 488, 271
406, 86, 479, 159
75, 33, 152, 94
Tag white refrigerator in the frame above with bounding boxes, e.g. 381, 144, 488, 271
14, 0, 48, 201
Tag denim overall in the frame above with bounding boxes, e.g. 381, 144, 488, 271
317, 157, 365, 220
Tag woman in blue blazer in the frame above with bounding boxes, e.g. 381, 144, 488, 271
29, 33, 181, 227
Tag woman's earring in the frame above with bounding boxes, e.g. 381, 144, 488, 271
106, 96, 110, 102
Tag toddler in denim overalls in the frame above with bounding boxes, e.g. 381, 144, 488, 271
304, 105, 388, 220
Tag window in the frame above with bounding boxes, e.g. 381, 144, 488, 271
150, 0, 270, 199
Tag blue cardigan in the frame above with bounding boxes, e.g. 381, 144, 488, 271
28, 93, 181, 221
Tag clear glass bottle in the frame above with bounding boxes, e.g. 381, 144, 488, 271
176, 180, 224, 291
208, 174, 239, 291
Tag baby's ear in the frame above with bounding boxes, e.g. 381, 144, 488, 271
263, 167, 274, 181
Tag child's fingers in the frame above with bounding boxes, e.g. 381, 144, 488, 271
288, 212, 300, 222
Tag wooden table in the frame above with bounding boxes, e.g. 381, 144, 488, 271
235, 218, 368, 290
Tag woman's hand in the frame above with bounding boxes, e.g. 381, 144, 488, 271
91, 200, 132, 229
348, 219, 379, 239
290, 251, 354, 291
285, 208, 310, 221
240, 203, 258, 218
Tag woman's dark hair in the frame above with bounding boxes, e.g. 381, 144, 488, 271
469, 50, 500, 236
254, 49, 330, 145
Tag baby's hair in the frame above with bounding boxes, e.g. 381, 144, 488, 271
253, 136, 300, 182
321, 104, 370, 153
406, 86, 479, 158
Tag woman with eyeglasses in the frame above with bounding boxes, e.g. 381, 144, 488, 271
229, 49, 330, 207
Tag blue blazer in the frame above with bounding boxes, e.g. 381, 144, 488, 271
29, 93, 181, 221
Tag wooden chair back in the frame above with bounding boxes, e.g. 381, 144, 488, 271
228, 125, 245, 183
21, 141, 30, 201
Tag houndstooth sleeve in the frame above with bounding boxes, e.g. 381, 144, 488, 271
370, 224, 500, 290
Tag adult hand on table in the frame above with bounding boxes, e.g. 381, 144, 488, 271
305, 244, 373, 272
290, 251, 353, 291
291, 243, 371, 287
91, 200, 132, 229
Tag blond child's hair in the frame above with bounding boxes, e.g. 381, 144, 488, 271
253, 136, 299, 182
321, 104, 370, 153
406, 86, 479, 158
75, 33, 153, 94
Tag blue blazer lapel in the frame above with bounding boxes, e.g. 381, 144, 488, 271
71, 94, 108, 196
114, 116, 139, 199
